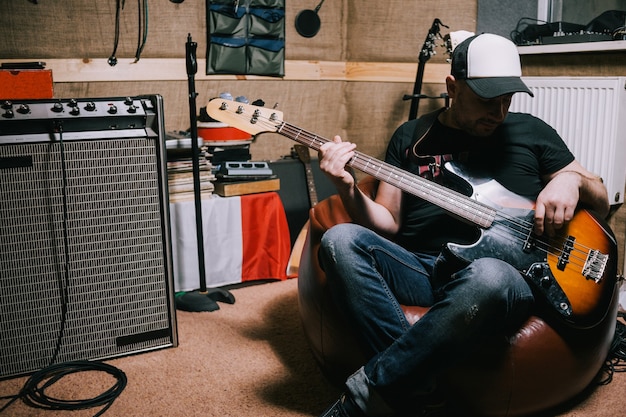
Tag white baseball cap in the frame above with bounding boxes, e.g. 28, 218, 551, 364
451, 33, 533, 99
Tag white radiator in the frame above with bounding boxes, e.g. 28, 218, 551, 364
510, 76, 626, 206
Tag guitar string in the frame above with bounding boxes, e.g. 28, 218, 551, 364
220, 106, 597, 276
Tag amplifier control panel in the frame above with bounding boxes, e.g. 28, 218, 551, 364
0, 96, 157, 139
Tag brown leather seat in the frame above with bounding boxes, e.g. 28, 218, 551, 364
297, 177, 618, 416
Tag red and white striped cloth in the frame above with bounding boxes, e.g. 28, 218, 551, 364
170, 192, 291, 291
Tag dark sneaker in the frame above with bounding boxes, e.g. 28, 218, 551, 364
319, 394, 366, 417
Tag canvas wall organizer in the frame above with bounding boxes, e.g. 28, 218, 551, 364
206, 0, 285, 76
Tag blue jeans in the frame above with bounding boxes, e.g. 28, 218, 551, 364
319, 223, 535, 416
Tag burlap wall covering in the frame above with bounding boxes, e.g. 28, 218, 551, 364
0, 1, 476, 162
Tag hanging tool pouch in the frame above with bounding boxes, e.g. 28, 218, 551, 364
206, 0, 285, 76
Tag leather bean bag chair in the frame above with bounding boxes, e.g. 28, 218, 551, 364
297, 177, 619, 416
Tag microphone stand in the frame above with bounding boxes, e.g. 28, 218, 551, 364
174, 33, 223, 312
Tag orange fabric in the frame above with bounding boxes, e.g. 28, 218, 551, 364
0, 69, 54, 99
240, 192, 291, 281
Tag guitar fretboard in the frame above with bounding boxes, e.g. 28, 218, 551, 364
278, 122, 496, 228
294, 144, 318, 207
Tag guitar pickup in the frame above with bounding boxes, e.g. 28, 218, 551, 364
522, 233, 536, 253
557, 235, 575, 271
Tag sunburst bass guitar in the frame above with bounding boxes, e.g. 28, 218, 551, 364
206, 98, 618, 329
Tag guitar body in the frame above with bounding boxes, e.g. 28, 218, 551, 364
286, 220, 309, 277
441, 163, 618, 329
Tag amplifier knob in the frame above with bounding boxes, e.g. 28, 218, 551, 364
51, 102, 64, 113
70, 106, 80, 116
124, 97, 134, 105
68, 99, 78, 108
2, 109, 14, 119
84, 101, 96, 111
108, 105, 118, 114
1, 100, 12, 110
16, 104, 30, 114
127, 105, 137, 113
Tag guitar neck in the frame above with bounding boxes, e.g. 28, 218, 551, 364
303, 162, 319, 207
277, 121, 496, 228
293, 144, 319, 207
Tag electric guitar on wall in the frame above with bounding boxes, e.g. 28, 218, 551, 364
403, 26, 475, 121
404, 18, 448, 121
293, 144, 319, 208
206, 98, 618, 329
286, 145, 319, 277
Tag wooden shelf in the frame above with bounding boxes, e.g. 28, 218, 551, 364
0, 58, 450, 84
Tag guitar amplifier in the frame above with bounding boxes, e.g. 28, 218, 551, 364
0, 95, 178, 379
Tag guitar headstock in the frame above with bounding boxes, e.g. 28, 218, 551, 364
418, 18, 449, 63
205, 98, 284, 136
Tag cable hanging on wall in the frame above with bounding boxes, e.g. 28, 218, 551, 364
108, 0, 149, 66
108, 0, 124, 66
134, 0, 148, 62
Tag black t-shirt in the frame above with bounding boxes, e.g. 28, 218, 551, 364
384, 110, 575, 253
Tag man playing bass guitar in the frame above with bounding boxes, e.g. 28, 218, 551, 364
318, 33, 611, 417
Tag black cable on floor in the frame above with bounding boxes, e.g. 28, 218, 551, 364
598, 311, 626, 385
1, 361, 127, 416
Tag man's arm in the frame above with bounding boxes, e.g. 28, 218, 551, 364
534, 160, 610, 236
318, 136, 403, 237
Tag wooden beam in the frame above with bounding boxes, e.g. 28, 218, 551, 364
1, 58, 449, 84
345, 61, 449, 84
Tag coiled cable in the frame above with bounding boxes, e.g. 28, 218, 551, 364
1, 361, 127, 416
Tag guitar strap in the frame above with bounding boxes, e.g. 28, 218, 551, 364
408, 107, 453, 182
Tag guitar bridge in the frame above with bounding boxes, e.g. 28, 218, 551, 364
583, 249, 608, 283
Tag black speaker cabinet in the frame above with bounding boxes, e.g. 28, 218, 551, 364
0, 95, 177, 379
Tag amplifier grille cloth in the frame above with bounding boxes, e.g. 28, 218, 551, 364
0, 137, 173, 379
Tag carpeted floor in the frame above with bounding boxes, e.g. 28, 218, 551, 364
0, 278, 624, 417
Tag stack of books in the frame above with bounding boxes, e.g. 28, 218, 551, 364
167, 155, 216, 203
